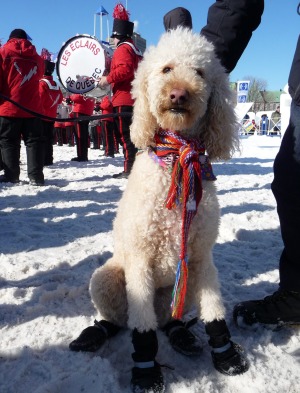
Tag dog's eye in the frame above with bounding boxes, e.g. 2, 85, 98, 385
196, 69, 204, 78
162, 67, 172, 74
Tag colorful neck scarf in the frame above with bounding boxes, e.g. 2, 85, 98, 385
151, 129, 215, 319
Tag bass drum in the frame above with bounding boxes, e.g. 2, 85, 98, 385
56, 34, 112, 98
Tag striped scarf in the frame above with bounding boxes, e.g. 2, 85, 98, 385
152, 129, 206, 319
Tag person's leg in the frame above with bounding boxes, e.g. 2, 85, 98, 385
0, 117, 21, 182
89, 125, 97, 149
96, 124, 102, 149
233, 101, 300, 326
273, 102, 300, 291
22, 117, 45, 185
113, 115, 121, 153
104, 121, 115, 157
43, 121, 54, 165
66, 126, 74, 146
71, 114, 88, 161
78, 120, 89, 160
113, 106, 137, 177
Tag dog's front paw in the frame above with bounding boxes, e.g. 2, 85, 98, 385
211, 341, 249, 376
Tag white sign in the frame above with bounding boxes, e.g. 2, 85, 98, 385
237, 80, 250, 103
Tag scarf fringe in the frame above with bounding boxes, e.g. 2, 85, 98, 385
171, 257, 188, 319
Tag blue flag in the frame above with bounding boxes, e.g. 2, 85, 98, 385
96, 6, 109, 15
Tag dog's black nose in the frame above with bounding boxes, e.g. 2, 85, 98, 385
170, 89, 189, 105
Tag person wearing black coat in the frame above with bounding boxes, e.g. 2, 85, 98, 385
234, 27, 300, 326
164, 0, 300, 329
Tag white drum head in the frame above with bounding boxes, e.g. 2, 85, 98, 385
56, 34, 110, 95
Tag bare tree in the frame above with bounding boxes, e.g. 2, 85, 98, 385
243, 75, 268, 103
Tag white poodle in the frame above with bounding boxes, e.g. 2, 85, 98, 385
70, 27, 248, 393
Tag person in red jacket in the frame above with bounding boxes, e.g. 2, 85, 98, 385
39, 48, 63, 165
0, 28, 45, 185
98, 95, 115, 158
68, 93, 94, 162
98, 3, 142, 178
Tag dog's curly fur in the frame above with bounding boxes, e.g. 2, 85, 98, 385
90, 27, 239, 333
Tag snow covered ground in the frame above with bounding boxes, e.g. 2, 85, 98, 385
1, 134, 299, 393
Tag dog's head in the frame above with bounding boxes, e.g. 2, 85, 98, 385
131, 27, 239, 160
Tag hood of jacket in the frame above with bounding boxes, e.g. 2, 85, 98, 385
3, 38, 38, 57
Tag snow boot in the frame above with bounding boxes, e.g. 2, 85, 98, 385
233, 290, 300, 327
131, 329, 165, 393
163, 318, 202, 356
69, 319, 120, 352
205, 319, 249, 376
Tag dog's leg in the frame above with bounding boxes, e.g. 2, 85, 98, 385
205, 319, 249, 376
90, 260, 128, 326
69, 259, 126, 352
125, 261, 165, 391
189, 251, 249, 375
163, 318, 203, 356
131, 329, 165, 393
153, 286, 203, 356
125, 261, 158, 332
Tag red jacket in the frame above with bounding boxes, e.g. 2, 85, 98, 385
0, 38, 44, 117
106, 39, 142, 107
99, 95, 113, 122
39, 75, 63, 120
70, 94, 95, 115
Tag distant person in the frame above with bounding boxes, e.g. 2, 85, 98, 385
98, 3, 142, 178
271, 105, 281, 134
39, 48, 63, 165
0, 28, 45, 185
260, 113, 269, 135
68, 94, 94, 162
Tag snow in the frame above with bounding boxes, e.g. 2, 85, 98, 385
1, 135, 299, 393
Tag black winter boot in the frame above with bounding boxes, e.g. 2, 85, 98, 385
233, 290, 300, 327
131, 329, 165, 393
69, 319, 120, 352
205, 319, 249, 376
163, 318, 202, 356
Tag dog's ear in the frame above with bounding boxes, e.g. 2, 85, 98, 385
130, 60, 158, 149
200, 71, 239, 161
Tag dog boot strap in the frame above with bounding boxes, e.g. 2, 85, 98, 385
94, 319, 121, 338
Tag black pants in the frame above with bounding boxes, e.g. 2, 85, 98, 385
271, 101, 300, 292
113, 106, 137, 173
73, 113, 89, 160
66, 126, 74, 146
89, 125, 100, 149
103, 120, 115, 156
42, 120, 54, 165
0, 116, 44, 182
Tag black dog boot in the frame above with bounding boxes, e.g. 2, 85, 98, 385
164, 318, 202, 356
205, 319, 249, 376
131, 329, 165, 393
69, 319, 120, 352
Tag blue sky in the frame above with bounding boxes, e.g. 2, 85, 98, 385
1, 1, 299, 91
